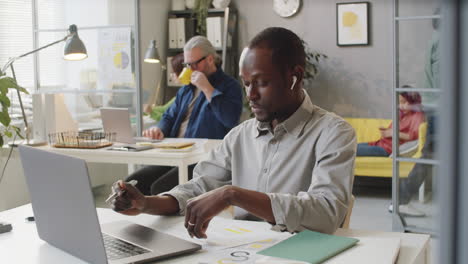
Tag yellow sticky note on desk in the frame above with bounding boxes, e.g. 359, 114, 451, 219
153, 142, 195, 149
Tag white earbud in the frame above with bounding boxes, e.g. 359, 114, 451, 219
290, 76, 297, 90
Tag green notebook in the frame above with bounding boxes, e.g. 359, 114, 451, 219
257, 230, 359, 264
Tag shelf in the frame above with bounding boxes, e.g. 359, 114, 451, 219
164, 6, 237, 102
168, 48, 184, 53
394, 15, 441, 21
395, 87, 441, 93
395, 157, 439, 165
168, 47, 225, 53
169, 8, 236, 16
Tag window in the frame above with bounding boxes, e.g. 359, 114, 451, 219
0, 0, 34, 126
0, 0, 34, 88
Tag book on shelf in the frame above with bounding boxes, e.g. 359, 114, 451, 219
169, 17, 196, 48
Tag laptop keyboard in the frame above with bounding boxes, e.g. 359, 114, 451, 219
102, 233, 151, 260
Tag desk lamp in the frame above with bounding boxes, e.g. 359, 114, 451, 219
144, 40, 166, 107
1, 24, 87, 146
0, 24, 87, 234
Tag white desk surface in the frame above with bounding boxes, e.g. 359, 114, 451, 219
35, 138, 222, 184
0, 204, 430, 264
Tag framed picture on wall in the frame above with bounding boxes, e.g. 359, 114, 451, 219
336, 2, 370, 46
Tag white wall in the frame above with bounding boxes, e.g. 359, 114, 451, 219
137, 0, 439, 118
232, 0, 393, 118
232, 0, 440, 118
138, 0, 393, 117
0, 150, 28, 211
139, 0, 171, 106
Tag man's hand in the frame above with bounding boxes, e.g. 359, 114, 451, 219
184, 186, 233, 239
111, 180, 147, 216
143, 127, 164, 140
191, 71, 214, 100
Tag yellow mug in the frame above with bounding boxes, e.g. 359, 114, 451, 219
178, 67, 193, 85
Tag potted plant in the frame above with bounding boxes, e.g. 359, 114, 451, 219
303, 40, 328, 84
0, 69, 29, 147
193, 0, 213, 36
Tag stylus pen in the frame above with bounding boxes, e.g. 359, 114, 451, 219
105, 180, 138, 203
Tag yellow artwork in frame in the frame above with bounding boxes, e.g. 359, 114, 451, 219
337, 2, 370, 46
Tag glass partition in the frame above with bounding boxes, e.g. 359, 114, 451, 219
393, 0, 441, 234
397, 161, 437, 232
33, 0, 140, 134
397, 0, 440, 18
397, 19, 439, 89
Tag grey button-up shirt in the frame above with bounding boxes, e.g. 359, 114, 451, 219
164, 91, 356, 234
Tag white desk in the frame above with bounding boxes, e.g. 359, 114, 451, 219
36, 139, 222, 184
0, 204, 430, 264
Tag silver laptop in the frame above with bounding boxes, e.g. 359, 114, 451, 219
100, 107, 159, 144
18, 145, 201, 264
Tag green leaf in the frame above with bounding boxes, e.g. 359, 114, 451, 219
14, 84, 29, 94
0, 75, 19, 92
0, 75, 29, 94
12, 126, 24, 139
15, 131, 25, 140
0, 110, 11, 127
0, 95, 11, 108
11, 125, 21, 133
0, 74, 29, 144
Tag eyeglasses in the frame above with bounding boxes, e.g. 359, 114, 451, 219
182, 55, 207, 68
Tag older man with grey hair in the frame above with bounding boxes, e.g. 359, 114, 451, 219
128, 35, 243, 195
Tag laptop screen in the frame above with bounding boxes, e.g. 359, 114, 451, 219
19, 145, 108, 264
100, 107, 135, 144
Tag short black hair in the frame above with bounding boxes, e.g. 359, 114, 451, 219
248, 27, 306, 73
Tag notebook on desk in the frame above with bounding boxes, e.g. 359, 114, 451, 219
257, 229, 359, 264
100, 107, 160, 144
18, 145, 201, 264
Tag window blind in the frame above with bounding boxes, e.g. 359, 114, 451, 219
0, 0, 64, 126
0, 0, 34, 88
0, 0, 34, 126
36, 0, 65, 88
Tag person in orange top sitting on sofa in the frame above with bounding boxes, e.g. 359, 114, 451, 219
357, 91, 425, 157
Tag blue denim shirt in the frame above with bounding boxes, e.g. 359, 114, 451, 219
157, 68, 243, 139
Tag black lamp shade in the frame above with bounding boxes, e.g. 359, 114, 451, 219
144, 40, 160, 63
64, 24, 87, 61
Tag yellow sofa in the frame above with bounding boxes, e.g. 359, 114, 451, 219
344, 118, 427, 178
